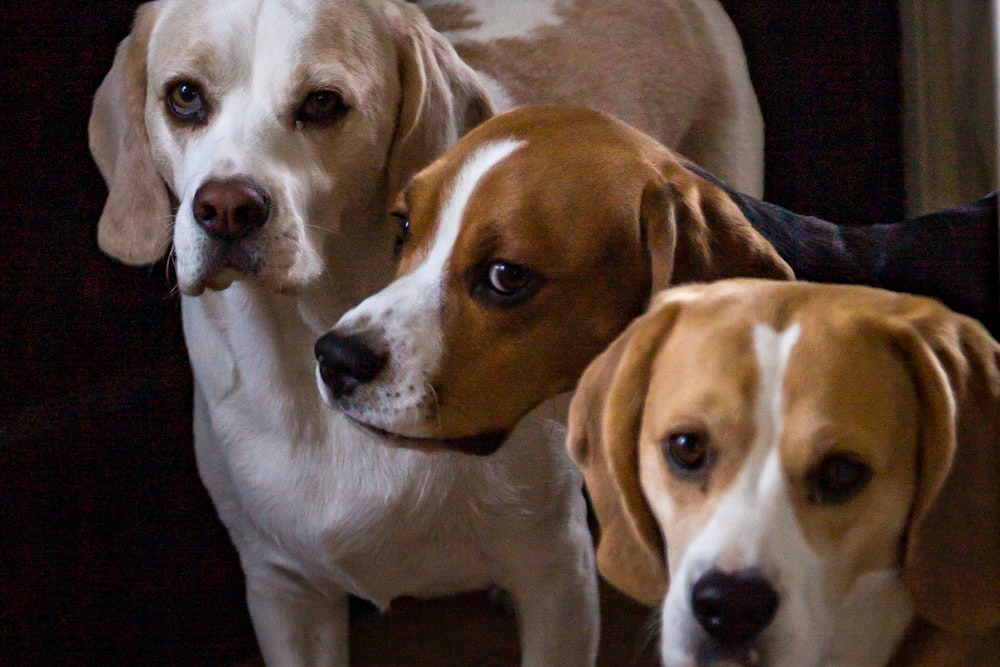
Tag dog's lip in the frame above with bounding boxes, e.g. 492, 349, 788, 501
341, 414, 508, 457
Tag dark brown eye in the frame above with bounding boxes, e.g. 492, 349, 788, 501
663, 431, 710, 474
390, 210, 410, 259
297, 90, 350, 125
166, 81, 206, 122
806, 452, 872, 505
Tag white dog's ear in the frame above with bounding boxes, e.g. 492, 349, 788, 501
386, 5, 494, 198
641, 163, 794, 293
896, 309, 1000, 635
89, 1, 172, 265
568, 300, 681, 606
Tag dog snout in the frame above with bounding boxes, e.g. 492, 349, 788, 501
193, 178, 270, 240
315, 332, 387, 399
690, 568, 778, 645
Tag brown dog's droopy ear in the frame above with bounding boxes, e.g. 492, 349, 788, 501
386, 5, 494, 198
568, 300, 681, 606
89, 1, 173, 265
641, 164, 793, 293
898, 308, 1000, 635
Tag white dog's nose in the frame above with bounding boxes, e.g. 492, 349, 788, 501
690, 568, 778, 644
193, 178, 270, 240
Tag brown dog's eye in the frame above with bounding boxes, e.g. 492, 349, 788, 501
297, 90, 351, 126
806, 452, 872, 505
664, 431, 711, 477
390, 210, 410, 259
166, 81, 207, 123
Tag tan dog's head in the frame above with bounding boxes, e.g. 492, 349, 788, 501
313, 106, 791, 454
569, 278, 1000, 666
89, 0, 491, 297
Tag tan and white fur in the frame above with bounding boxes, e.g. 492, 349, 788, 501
568, 279, 1000, 666
89, 1, 761, 664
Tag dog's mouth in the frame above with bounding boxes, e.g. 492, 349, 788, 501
695, 640, 766, 667
340, 413, 508, 457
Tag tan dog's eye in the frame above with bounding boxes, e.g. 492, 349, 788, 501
806, 452, 872, 505
297, 90, 351, 126
166, 81, 207, 123
663, 431, 712, 477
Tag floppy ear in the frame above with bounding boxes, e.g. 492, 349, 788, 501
568, 300, 681, 606
897, 309, 1000, 635
641, 163, 794, 292
386, 5, 494, 198
88, 1, 173, 265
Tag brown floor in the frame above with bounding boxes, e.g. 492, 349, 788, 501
234, 581, 660, 666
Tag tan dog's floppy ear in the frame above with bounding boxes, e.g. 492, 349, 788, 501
386, 6, 494, 198
568, 301, 681, 606
88, 1, 172, 265
896, 310, 1000, 635
641, 164, 794, 292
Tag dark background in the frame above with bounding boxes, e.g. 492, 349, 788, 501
2, 1, 904, 664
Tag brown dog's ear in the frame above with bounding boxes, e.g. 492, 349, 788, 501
386, 5, 494, 198
641, 164, 793, 292
896, 308, 1000, 635
568, 300, 682, 606
89, 1, 173, 265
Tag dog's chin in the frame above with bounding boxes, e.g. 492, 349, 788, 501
339, 413, 508, 457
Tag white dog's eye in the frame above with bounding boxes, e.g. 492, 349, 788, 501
166, 81, 207, 123
806, 452, 872, 505
663, 431, 712, 478
297, 90, 351, 126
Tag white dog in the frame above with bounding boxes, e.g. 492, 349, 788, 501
89, 1, 762, 664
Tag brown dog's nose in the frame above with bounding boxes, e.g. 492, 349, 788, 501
193, 178, 270, 240
691, 568, 778, 645
315, 332, 387, 399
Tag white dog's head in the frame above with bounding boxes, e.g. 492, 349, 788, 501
568, 279, 1000, 666
89, 0, 491, 296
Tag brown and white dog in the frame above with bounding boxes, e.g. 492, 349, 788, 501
568, 279, 1000, 666
314, 106, 791, 453
89, 2, 762, 665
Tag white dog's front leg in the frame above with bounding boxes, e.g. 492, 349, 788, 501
246, 575, 350, 667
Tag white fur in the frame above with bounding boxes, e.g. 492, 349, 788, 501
130, 2, 596, 665
325, 139, 525, 436
419, 0, 567, 42
656, 323, 913, 666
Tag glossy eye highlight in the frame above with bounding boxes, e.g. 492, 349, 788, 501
166, 81, 207, 123
472, 261, 544, 308
297, 90, 350, 126
806, 452, 873, 505
390, 210, 410, 259
663, 431, 711, 477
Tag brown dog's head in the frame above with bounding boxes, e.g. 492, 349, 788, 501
314, 106, 791, 453
568, 279, 1000, 664
89, 0, 491, 299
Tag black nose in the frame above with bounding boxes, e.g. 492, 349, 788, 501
193, 178, 270, 240
690, 568, 779, 644
315, 332, 387, 399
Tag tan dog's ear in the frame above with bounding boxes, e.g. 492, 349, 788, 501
568, 301, 682, 606
386, 6, 494, 198
89, 1, 173, 265
896, 309, 1000, 635
641, 164, 794, 292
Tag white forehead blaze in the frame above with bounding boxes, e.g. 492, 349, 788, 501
419, 0, 566, 41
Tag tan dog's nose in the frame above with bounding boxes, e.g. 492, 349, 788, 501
691, 568, 778, 644
193, 178, 270, 240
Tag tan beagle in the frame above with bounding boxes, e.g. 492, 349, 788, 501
315, 106, 791, 454
568, 278, 1000, 666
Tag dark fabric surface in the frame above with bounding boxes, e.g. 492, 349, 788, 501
2, 1, 907, 664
